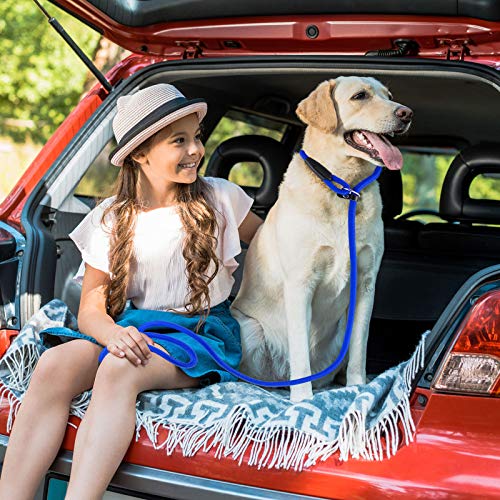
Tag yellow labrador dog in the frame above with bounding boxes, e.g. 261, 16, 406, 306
231, 76, 413, 402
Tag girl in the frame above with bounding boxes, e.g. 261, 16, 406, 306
0, 83, 263, 499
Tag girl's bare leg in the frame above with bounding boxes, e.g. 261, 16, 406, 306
0, 340, 101, 500
65, 346, 198, 500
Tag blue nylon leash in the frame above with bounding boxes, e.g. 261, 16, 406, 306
98, 152, 383, 387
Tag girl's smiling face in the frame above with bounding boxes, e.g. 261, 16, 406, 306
133, 113, 205, 187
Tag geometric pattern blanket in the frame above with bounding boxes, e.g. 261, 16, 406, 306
0, 299, 428, 471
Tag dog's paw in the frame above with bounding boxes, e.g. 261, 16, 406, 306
290, 384, 313, 403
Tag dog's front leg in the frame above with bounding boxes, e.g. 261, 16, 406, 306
346, 293, 373, 386
346, 249, 380, 385
284, 282, 314, 402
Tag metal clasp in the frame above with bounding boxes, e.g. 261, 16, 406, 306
337, 189, 361, 201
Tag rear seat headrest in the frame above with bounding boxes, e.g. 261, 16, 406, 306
440, 144, 500, 223
205, 135, 291, 209
378, 169, 403, 220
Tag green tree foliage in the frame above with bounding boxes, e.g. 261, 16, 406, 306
401, 152, 452, 216
470, 174, 500, 201
0, 1, 100, 144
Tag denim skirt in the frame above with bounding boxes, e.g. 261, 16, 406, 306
39, 300, 242, 388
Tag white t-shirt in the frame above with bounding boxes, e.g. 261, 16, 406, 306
70, 177, 254, 312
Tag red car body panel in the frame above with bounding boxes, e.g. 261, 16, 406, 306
1, 2, 500, 497
45, 1, 500, 66
1, 388, 499, 497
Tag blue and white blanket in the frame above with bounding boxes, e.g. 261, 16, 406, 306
0, 299, 428, 471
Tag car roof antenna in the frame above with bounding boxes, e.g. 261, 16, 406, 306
32, 0, 113, 94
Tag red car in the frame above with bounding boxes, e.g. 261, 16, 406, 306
1, 1, 500, 498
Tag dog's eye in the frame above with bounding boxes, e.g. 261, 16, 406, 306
351, 91, 368, 100
387, 93, 393, 100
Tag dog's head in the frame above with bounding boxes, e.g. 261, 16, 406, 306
296, 77, 412, 170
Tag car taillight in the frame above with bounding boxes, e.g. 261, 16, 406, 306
433, 289, 500, 397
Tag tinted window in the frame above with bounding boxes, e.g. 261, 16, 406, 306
400, 149, 456, 222
74, 141, 118, 199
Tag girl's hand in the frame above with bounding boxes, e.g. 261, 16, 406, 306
106, 325, 154, 366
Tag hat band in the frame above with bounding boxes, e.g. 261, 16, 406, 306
109, 97, 206, 161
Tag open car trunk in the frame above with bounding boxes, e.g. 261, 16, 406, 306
28, 56, 500, 369
4, 55, 500, 497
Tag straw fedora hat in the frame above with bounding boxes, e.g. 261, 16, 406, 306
109, 84, 207, 167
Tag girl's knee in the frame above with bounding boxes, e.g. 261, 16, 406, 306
33, 347, 68, 386
29, 353, 74, 402
32, 340, 99, 395
94, 354, 142, 391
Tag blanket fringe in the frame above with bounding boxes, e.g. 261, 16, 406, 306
1, 343, 40, 393
134, 331, 429, 471
0, 326, 428, 471
0, 342, 41, 432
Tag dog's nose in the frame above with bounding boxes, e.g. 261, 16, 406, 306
395, 106, 413, 123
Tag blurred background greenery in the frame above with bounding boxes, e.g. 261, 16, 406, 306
2, 1, 499, 215
1, 1, 98, 144
0, 0, 124, 200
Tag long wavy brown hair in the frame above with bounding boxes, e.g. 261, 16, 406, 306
102, 131, 220, 330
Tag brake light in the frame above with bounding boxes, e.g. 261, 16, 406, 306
433, 289, 500, 397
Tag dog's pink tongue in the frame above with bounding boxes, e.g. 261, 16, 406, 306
363, 132, 403, 170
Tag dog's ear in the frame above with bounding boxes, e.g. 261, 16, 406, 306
296, 80, 337, 133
